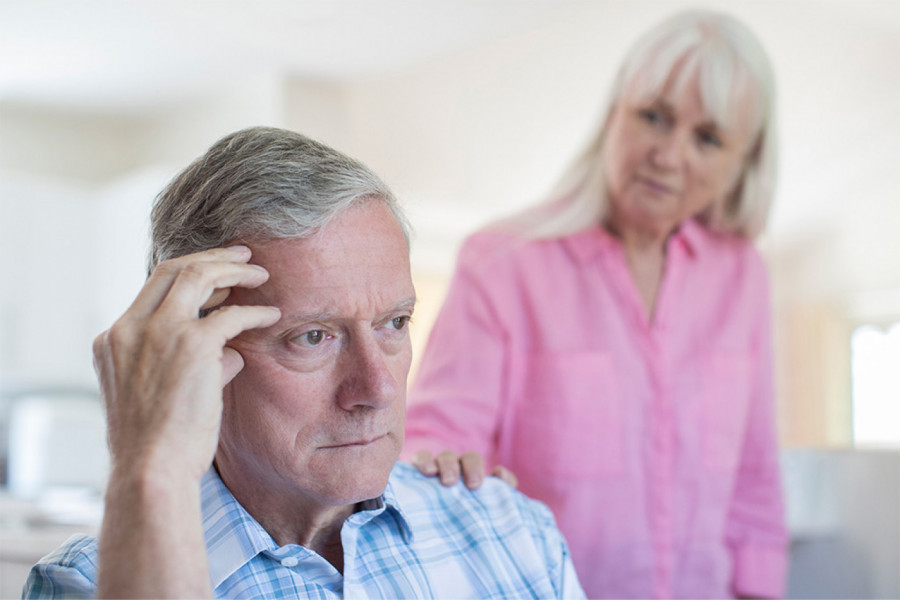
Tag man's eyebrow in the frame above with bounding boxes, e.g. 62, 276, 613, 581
393, 296, 418, 313
278, 296, 418, 327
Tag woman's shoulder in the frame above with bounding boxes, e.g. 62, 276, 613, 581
688, 221, 769, 277
456, 226, 569, 275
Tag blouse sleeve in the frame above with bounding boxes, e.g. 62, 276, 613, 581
403, 233, 511, 464
726, 253, 790, 598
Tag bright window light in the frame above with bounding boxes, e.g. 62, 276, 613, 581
851, 322, 900, 447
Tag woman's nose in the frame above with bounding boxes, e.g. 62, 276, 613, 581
650, 130, 688, 170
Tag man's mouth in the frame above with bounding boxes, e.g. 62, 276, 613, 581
322, 433, 387, 449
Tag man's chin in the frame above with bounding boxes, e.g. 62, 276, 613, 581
324, 467, 393, 507
318, 446, 400, 505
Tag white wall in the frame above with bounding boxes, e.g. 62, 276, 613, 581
1, 0, 897, 432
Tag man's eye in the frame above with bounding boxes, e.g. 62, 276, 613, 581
390, 316, 410, 330
299, 330, 326, 346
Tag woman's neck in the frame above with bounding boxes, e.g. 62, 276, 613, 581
606, 218, 671, 321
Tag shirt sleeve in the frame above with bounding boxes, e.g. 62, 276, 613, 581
725, 254, 790, 599
403, 233, 511, 463
22, 535, 98, 599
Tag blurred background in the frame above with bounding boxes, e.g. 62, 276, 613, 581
0, 1, 897, 597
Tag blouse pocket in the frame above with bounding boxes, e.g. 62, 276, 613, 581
700, 353, 752, 472
506, 352, 623, 477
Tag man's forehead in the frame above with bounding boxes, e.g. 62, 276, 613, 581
236, 208, 414, 317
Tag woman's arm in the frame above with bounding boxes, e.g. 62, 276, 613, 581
726, 258, 789, 599
404, 233, 514, 488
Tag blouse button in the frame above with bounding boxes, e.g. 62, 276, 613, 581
281, 556, 299, 568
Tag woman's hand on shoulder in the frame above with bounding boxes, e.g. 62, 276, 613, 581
411, 449, 518, 490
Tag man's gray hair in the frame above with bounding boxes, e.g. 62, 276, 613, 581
149, 126, 410, 272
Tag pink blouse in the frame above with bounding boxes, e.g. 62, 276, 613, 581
404, 219, 788, 599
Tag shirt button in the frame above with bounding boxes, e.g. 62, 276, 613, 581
281, 556, 299, 568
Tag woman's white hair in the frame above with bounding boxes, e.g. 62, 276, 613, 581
506, 9, 777, 240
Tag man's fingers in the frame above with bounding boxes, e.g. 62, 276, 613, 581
410, 450, 438, 476
459, 451, 486, 490
200, 305, 282, 342
127, 246, 254, 317
159, 261, 270, 320
202, 287, 232, 312
491, 465, 519, 488
435, 450, 461, 486
221, 347, 246, 386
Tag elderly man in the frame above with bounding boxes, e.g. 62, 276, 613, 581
23, 127, 584, 599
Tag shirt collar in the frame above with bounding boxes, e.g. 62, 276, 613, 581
343, 467, 414, 544
199, 464, 415, 588
562, 217, 707, 263
378, 469, 415, 543
673, 217, 706, 257
201, 467, 280, 589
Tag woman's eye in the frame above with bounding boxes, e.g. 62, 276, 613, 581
639, 108, 668, 127
639, 109, 660, 124
697, 129, 723, 148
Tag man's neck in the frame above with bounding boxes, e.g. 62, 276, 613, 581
213, 461, 358, 574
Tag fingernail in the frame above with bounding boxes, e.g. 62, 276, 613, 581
227, 245, 250, 252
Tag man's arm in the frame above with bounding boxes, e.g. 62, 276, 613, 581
93, 246, 280, 598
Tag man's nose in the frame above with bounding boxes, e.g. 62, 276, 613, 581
336, 334, 400, 411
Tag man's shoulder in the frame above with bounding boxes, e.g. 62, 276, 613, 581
23, 533, 99, 597
42, 532, 98, 562
388, 461, 557, 531
385, 463, 583, 598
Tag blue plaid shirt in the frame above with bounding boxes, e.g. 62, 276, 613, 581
24, 462, 584, 598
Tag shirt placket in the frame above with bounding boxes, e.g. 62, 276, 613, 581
600, 237, 685, 598
648, 240, 685, 598
649, 325, 675, 598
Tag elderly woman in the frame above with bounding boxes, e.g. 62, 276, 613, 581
404, 10, 788, 599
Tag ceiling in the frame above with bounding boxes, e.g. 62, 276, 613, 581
3, 0, 899, 112
0, 0, 562, 110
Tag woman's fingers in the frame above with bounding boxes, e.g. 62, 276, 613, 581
460, 451, 487, 490
492, 465, 519, 488
435, 450, 462, 486
411, 450, 439, 476
410, 449, 512, 490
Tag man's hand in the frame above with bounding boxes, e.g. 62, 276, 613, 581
411, 450, 518, 490
94, 245, 281, 481
95, 246, 280, 599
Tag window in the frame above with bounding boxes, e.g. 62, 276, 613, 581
851, 322, 900, 447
